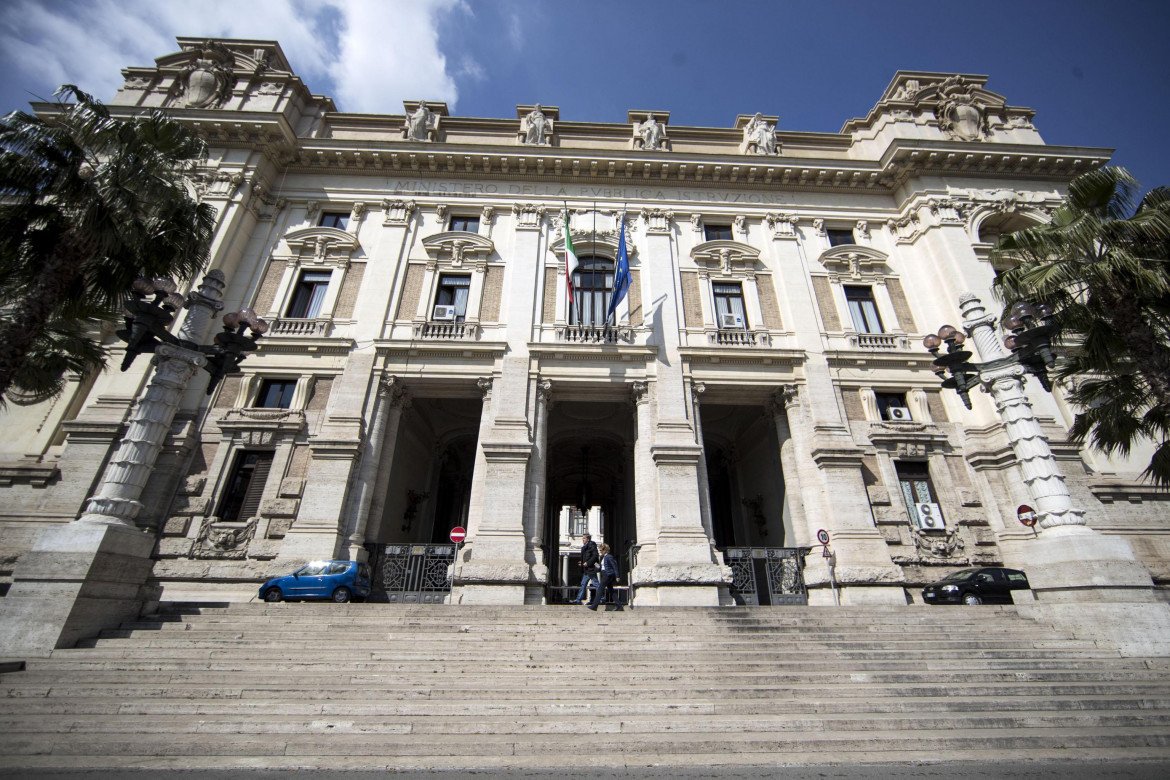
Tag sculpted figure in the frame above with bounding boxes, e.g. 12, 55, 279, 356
406, 101, 435, 141
744, 113, 777, 155
521, 104, 552, 145
636, 113, 665, 150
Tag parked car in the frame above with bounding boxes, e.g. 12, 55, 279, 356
921, 567, 1030, 605
259, 560, 371, 603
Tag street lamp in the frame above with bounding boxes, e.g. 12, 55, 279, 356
924, 300, 1057, 409
924, 292, 1083, 529
118, 277, 268, 393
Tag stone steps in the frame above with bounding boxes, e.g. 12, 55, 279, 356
1, 601, 1168, 769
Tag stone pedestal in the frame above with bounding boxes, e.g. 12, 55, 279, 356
0, 522, 157, 657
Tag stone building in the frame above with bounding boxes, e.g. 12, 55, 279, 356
1, 38, 1167, 623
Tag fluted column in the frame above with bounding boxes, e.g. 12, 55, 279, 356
959, 292, 1084, 528
79, 271, 226, 526
522, 378, 553, 599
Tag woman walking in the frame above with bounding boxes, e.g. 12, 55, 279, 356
588, 543, 620, 611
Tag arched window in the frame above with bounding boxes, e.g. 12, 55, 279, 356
571, 256, 614, 326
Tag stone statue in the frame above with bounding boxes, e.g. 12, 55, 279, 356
521, 104, 552, 145
406, 101, 436, 142
744, 113, 777, 155
635, 113, 665, 150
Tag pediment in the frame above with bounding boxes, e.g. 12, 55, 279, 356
818, 245, 889, 279
550, 229, 633, 259
279, 226, 361, 263
691, 240, 760, 275
422, 231, 495, 268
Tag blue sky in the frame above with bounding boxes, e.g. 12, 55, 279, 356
2, 0, 1168, 190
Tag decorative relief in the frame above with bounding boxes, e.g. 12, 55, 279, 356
933, 76, 988, 142
765, 213, 799, 239
631, 380, 649, 405
690, 214, 702, 233
176, 40, 235, 109
910, 524, 965, 559
193, 517, 257, 559
279, 226, 361, 267
886, 213, 922, 242
812, 219, 826, 237
381, 199, 416, 225
512, 203, 546, 229
928, 198, 965, 224
855, 220, 869, 240
421, 230, 494, 270
733, 215, 747, 235
642, 208, 674, 233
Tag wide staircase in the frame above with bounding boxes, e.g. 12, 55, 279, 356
2, 603, 1170, 771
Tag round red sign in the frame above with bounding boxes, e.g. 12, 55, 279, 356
1017, 505, 1037, 528
816, 529, 830, 545
449, 526, 467, 543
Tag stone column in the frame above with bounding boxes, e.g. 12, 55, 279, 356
521, 378, 553, 603
690, 381, 714, 540
767, 386, 810, 547
0, 272, 227, 656
959, 292, 1167, 656
630, 381, 658, 574
343, 375, 410, 560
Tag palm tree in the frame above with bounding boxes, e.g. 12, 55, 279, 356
0, 85, 216, 403
991, 167, 1170, 485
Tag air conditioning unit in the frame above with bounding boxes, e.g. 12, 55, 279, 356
887, 406, 912, 421
718, 312, 743, 329
914, 502, 945, 531
432, 305, 456, 321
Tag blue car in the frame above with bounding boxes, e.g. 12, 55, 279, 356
259, 560, 371, 603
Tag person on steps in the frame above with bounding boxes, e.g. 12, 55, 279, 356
588, 543, 620, 611
569, 532, 599, 604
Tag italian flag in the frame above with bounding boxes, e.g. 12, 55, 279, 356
563, 206, 579, 316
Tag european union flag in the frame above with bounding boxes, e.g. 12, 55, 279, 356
607, 212, 630, 323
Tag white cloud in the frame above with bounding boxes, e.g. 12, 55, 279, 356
324, 0, 469, 113
0, 0, 473, 114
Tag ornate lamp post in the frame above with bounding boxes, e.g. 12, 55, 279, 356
924, 292, 1082, 529
79, 270, 267, 526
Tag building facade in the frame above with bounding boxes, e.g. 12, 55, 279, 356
2, 38, 1168, 611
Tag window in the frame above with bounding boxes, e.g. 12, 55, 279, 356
844, 285, 883, 334
704, 224, 733, 241
435, 274, 471, 321
827, 228, 855, 246
318, 212, 350, 230
217, 450, 274, 523
896, 461, 938, 527
285, 270, 331, 319
571, 256, 614, 326
569, 507, 588, 537
255, 379, 297, 409
875, 392, 909, 421
448, 215, 480, 233
713, 282, 748, 330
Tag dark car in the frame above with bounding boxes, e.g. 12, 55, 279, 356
921, 567, 1030, 605
259, 560, 371, 603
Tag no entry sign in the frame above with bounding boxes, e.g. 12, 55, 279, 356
449, 526, 467, 543
1017, 505, 1037, 528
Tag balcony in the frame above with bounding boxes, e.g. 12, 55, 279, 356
557, 324, 629, 344
850, 333, 904, 350
414, 320, 479, 340
268, 318, 330, 337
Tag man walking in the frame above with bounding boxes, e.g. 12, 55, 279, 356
569, 532, 599, 604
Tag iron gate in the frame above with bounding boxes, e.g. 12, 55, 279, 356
375, 544, 456, 603
723, 547, 810, 605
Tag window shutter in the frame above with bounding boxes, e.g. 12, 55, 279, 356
239, 452, 274, 520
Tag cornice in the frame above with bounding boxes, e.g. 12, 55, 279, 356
825, 349, 937, 371
678, 346, 805, 368
376, 340, 508, 361
528, 342, 658, 362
